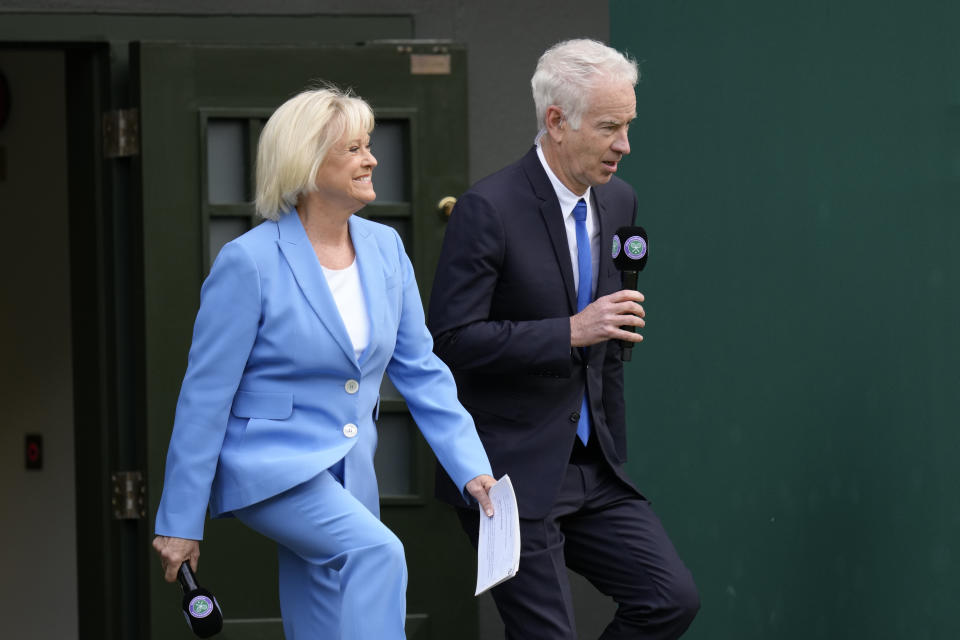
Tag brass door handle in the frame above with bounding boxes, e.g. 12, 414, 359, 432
437, 196, 457, 217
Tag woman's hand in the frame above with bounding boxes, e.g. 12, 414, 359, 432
465, 474, 498, 517
152, 535, 200, 583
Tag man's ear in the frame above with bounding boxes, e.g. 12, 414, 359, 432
544, 105, 565, 141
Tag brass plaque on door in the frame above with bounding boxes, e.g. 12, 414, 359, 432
410, 54, 451, 75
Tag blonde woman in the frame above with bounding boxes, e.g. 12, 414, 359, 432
151, 85, 495, 639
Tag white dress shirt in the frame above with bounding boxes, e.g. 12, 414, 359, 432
321, 259, 371, 361
536, 143, 599, 300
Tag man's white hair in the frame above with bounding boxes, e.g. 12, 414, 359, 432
531, 39, 639, 131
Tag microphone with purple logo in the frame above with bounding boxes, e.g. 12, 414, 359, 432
177, 563, 223, 638
611, 226, 648, 361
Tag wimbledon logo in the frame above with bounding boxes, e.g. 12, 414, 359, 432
611, 235, 621, 259
625, 236, 647, 260
189, 595, 214, 618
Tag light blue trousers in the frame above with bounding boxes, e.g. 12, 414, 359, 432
234, 469, 407, 639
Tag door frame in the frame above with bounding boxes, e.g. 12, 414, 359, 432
0, 40, 121, 640
61, 42, 144, 640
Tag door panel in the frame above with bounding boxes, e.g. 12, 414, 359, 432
135, 41, 473, 639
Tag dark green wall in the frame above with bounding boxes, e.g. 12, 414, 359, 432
612, 2, 959, 638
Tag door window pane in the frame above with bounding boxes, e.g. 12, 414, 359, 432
209, 217, 249, 268
370, 120, 408, 202
374, 413, 415, 496
207, 119, 247, 204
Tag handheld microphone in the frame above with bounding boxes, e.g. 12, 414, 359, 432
177, 563, 223, 638
611, 226, 648, 361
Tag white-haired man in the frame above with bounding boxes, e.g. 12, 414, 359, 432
429, 39, 700, 639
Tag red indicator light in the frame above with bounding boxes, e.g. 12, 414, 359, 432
25, 434, 42, 470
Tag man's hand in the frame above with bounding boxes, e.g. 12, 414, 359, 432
465, 474, 498, 517
570, 289, 645, 347
152, 535, 200, 583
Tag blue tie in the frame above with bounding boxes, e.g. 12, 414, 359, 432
573, 199, 592, 445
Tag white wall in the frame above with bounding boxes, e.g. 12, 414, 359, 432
0, 49, 78, 640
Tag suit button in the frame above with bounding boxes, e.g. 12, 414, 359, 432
342, 423, 358, 438
569, 412, 580, 422
345, 379, 359, 394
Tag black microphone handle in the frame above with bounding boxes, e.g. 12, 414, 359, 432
620, 270, 640, 361
178, 562, 199, 593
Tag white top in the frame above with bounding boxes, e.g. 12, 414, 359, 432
321, 259, 370, 361
535, 143, 599, 299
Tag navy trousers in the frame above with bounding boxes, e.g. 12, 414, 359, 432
458, 449, 699, 639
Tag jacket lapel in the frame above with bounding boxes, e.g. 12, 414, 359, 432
521, 148, 577, 314
592, 186, 617, 298
276, 211, 358, 367
348, 216, 386, 368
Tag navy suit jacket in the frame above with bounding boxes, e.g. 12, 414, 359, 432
429, 147, 640, 519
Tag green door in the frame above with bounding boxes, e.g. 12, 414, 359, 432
135, 41, 475, 640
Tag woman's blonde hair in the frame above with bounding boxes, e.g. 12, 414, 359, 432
255, 84, 375, 219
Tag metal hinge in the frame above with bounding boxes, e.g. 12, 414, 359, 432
111, 471, 146, 520
102, 108, 140, 158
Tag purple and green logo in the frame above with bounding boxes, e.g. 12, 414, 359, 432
625, 236, 647, 260
189, 595, 214, 619
611, 235, 621, 259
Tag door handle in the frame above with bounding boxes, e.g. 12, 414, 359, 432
437, 196, 457, 217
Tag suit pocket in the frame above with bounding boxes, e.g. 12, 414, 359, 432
231, 390, 294, 419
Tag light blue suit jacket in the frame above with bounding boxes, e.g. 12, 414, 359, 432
155, 211, 492, 541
